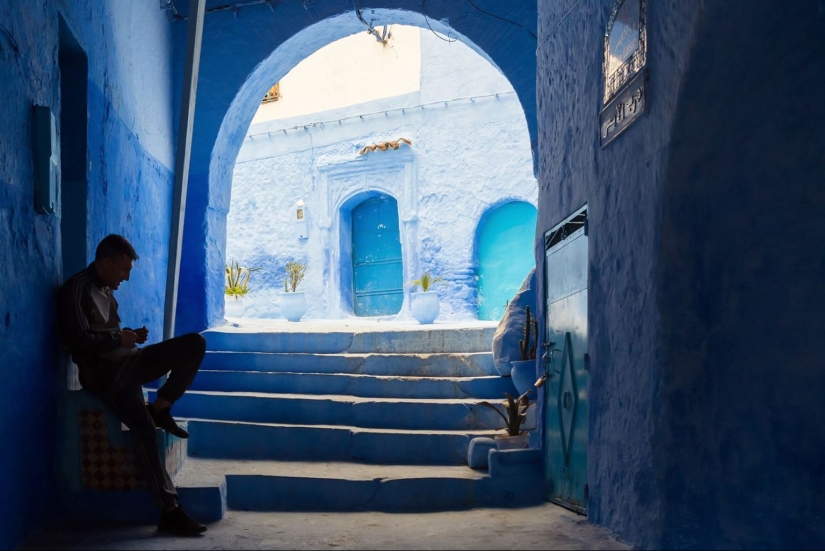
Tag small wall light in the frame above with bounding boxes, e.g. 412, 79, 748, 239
295, 199, 309, 240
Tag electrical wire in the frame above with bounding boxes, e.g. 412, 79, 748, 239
161, 0, 283, 21
464, 0, 537, 40
354, 0, 390, 44
422, 0, 457, 43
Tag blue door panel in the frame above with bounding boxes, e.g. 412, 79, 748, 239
352, 196, 403, 317
354, 291, 405, 317
353, 232, 402, 264
543, 215, 588, 514
353, 262, 404, 293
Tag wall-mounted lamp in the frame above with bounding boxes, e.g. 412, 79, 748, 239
294, 199, 308, 240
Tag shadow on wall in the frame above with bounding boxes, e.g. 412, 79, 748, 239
657, 0, 825, 548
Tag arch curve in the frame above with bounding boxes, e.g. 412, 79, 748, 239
177, 2, 537, 332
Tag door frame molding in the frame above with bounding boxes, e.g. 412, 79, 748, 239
316, 151, 419, 318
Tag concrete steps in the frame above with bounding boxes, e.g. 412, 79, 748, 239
156, 389, 534, 431
203, 324, 498, 354
174, 456, 544, 512
201, 351, 497, 377
189, 370, 513, 399
181, 418, 496, 465
164, 321, 541, 519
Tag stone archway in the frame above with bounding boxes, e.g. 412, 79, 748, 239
175, 2, 537, 333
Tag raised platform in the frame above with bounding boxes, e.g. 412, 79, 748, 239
207, 318, 498, 354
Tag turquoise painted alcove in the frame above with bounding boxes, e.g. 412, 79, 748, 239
476, 201, 537, 320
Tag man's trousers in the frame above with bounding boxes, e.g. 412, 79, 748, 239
82, 332, 206, 510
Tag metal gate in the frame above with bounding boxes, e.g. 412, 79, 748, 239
543, 206, 589, 514
351, 195, 404, 316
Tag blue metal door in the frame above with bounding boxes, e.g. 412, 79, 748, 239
351, 196, 404, 316
543, 207, 588, 513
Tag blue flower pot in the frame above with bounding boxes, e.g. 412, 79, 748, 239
511, 359, 536, 395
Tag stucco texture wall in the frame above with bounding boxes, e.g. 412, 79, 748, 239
227, 29, 536, 321
537, 0, 825, 548
0, 1, 174, 547
172, 0, 538, 334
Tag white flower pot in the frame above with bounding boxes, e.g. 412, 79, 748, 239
280, 291, 306, 322
410, 291, 440, 324
495, 432, 530, 450
224, 296, 246, 318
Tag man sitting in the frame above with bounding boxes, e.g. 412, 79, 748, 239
58, 234, 207, 536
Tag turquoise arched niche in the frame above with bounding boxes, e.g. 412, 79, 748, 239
350, 195, 404, 316
476, 201, 537, 320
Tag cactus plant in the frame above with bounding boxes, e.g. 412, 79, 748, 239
283, 260, 307, 293
225, 259, 261, 300
519, 305, 539, 361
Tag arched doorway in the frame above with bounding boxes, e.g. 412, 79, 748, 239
476, 201, 537, 320
176, 4, 538, 332
351, 195, 404, 317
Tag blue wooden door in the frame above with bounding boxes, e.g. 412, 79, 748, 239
351, 196, 404, 316
543, 208, 589, 514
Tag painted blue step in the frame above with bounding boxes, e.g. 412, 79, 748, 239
189, 370, 517, 400
203, 324, 497, 354
182, 418, 499, 465
173, 458, 544, 512
201, 351, 497, 377
154, 389, 514, 431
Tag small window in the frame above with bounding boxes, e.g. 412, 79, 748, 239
261, 83, 281, 104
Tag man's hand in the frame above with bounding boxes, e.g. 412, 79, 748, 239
135, 326, 149, 345
119, 330, 138, 348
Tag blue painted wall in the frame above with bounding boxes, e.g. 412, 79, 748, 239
0, 1, 175, 547
173, 0, 539, 334
477, 202, 537, 320
226, 29, 536, 321
536, 0, 825, 548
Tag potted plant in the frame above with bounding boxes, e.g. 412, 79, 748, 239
479, 389, 534, 450
224, 259, 261, 318
408, 272, 444, 324
280, 260, 307, 322
510, 306, 538, 394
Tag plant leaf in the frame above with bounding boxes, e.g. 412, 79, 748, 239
478, 401, 509, 426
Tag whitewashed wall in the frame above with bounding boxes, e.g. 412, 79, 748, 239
227, 28, 537, 320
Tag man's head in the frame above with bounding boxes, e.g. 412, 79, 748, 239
93, 234, 139, 290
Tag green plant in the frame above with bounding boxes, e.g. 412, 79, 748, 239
225, 259, 261, 300
283, 261, 307, 292
479, 389, 534, 437
520, 305, 539, 361
408, 272, 444, 292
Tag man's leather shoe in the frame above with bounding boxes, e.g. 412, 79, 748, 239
147, 403, 189, 439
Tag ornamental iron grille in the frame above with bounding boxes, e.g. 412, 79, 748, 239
602, 0, 647, 105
